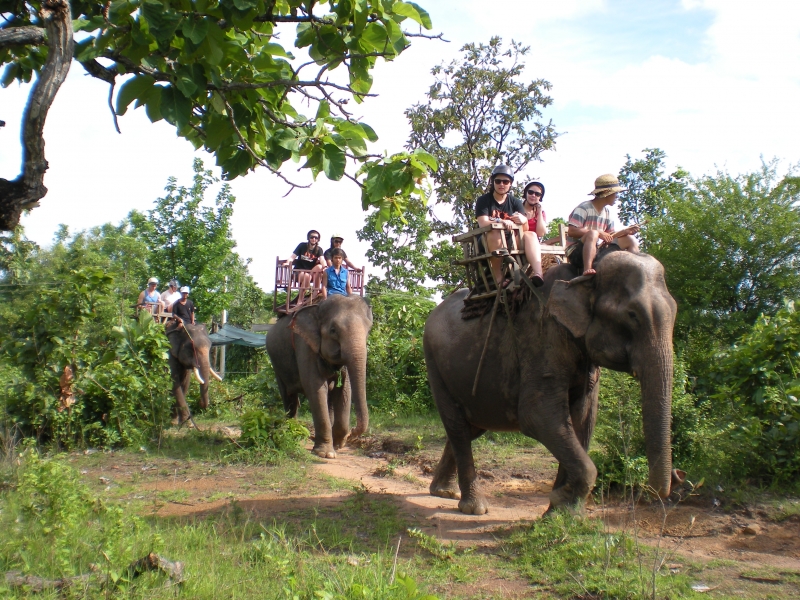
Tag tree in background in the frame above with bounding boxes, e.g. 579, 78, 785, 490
130, 159, 240, 323
617, 149, 688, 242
357, 197, 433, 294
646, 160, 800, 370
361, 37, 558, 293
406, 37, 557, 233
0, 0, 438, 230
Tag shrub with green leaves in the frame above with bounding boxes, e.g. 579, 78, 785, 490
1, 449, 146, 582
366, 293, 436, 415
710, 300, 800, 483
239, 409, 309, 457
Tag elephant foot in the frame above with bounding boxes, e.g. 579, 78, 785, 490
312, 444, 337, 459
429, 480, 461, 500
458, 493, 489, 515
548, 485, 588, 512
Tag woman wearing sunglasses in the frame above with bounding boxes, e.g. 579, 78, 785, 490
511, 181, 547, 287
285, 229, 325, 306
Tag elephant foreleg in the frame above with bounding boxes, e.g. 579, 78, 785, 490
169, 356, 192, 424
553, 367, 601, 493
520, 387, 597, 510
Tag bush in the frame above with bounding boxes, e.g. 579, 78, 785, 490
1, 448, 147, 581
238, 409, 309, 462
366, 292, 436, 415
709, 300, 800, 484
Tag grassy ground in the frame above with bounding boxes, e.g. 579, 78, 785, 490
1, 409, 798, 599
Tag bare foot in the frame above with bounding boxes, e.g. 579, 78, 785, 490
582, 268, 596, 276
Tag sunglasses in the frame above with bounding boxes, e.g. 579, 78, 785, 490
494, 179, 512, 185
309, 236, 319, 240
526, 190, 543, 197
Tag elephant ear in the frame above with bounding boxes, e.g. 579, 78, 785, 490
292, 306, 321, 354
547, 277, 594, 338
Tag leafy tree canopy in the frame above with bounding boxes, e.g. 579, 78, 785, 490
0, 0, 438, 230
646, 159, 800, 351
617, 148, 688, 234
361, 37, 557, 293
406, 36, 557, 233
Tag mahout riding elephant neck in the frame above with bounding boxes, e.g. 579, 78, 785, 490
423, 249, 679, 514
164, 320, 222, 424
266, 295, 373, 458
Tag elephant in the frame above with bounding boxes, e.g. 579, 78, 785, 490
266, 294, 373, 458
164, 319, 222, 423
423, 248, 681, 515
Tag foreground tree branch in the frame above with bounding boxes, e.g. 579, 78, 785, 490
0, 0, 73, 230
1, 0, 440, 231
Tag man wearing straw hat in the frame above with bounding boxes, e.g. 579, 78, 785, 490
566, 174, 640, 276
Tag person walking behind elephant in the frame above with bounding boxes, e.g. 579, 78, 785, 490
475, 165, 527, 286
137, 277, 164, 314
322, 249, 352, 299
172, 286, 196, 324
511, 181, 547, 287
160, 280, 181, 311
324, 234, 358, 269
286, 230, 325, 306
567, 174, 640, 276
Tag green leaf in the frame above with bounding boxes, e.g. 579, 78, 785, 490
412, 149, 438, 171
181, 17, 209, 45
159, 86, 192, 129
233, 0, 257, 9
322, 144, 346, 180
393, 1, 433, 29
175, 64, 206, 99
141, 2, 182, 45
116, 76, 156, 115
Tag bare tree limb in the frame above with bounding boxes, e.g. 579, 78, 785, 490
0, 0, 73, 231
79, 59, 121, 133
0, 26, 45, 48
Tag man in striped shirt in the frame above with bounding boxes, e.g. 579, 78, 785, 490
567, 174, 640, 276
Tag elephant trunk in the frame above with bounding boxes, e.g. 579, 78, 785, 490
347, 350, 369, 438
638, 341, 674, 498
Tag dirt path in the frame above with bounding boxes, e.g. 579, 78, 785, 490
72, 430, 800, 584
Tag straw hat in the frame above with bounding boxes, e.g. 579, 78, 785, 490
589, 174, 626, 197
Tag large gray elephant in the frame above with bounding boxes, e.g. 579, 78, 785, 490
266, 294, 373, 458
423, 249, 680, 514
164, 320, 222, 423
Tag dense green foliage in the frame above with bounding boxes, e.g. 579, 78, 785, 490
0, 165, 269, 447
710, 300, 800, 483
2, 0, 439, 219
366, 292, 435, 415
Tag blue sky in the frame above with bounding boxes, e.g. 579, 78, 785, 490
1, 0, 799, 289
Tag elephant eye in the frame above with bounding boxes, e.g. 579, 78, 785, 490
627, 310, 638, 323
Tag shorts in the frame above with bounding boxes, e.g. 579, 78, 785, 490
566, 241, 621, 270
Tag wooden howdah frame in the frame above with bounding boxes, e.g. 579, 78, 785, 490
453, 223, 569, 301
273, 257, 366, 314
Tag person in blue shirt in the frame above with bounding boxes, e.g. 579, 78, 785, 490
322, 248, 352, 298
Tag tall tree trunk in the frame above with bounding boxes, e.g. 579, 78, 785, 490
0, 0, 74, 231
